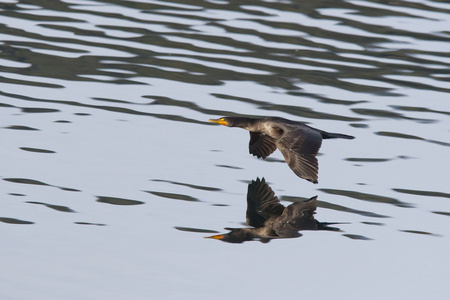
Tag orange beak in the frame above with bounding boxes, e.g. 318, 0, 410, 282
204, 234, 224, 240
209, 118, 227, 126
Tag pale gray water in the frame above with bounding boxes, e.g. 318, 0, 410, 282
1, 0, 449, 299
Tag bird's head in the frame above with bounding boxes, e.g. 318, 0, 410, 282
204, 228, 257, 243
209, 117, 252, 128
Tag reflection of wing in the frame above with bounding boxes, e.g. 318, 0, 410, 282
249, 132, 277, 159
246, 178, 285, 228
277, 127, 322, 184
273, 196, 319, 235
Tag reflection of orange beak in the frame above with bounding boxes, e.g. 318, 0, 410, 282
204, 234, 224, 240
209, 118, 227, 126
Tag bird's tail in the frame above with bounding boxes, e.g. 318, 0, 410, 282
317, 222, 349, 231
321, 131, 355, 140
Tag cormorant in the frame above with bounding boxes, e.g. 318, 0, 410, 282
209, 116, 354, 183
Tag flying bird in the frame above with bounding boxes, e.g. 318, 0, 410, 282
209, 116, 354, 183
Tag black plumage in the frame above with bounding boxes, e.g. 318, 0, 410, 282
205, 177, 339, 243
209, 116, 354, 183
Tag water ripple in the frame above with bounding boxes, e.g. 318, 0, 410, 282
1, 0, 449, 297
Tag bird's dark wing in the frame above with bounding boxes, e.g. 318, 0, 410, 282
273, 196, 319, 235
276, 127, 322, 183
249, 132, 277, 159
246, 177, 285, 228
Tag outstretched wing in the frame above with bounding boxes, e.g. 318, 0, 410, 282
249, 132, 277, 159
273, 196, 319, 235
276, 127, 322, 184
246, 177, 285, 228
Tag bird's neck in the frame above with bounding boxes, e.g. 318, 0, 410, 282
231, 117, 261, 130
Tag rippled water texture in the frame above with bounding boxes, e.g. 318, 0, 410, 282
1, 0, 449, 299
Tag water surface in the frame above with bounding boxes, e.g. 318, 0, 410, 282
1, 0, 449, 299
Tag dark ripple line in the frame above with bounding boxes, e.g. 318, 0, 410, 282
318, 189, 414, 208
399, 230, 441, 237
151, 179, 222, 191
4, 125, 40, 131
20, 147, 56, 154
0, 217, 34, 224
393, 188, 450, 199
352, 108, 435, 123
281, 196, 390, 218
3, 177, 81, 192
146, 191, 200, 202
26, 201, 76, 213
74, 222, 106, 226
390, 105, 450, 116
342, 234, 373, 241
174, 226, 219, 234
96, 196, 144, 206
376, 131, 450, 147
432, 211, 450, 217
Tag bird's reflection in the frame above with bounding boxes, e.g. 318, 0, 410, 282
206, 177, 341, 243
